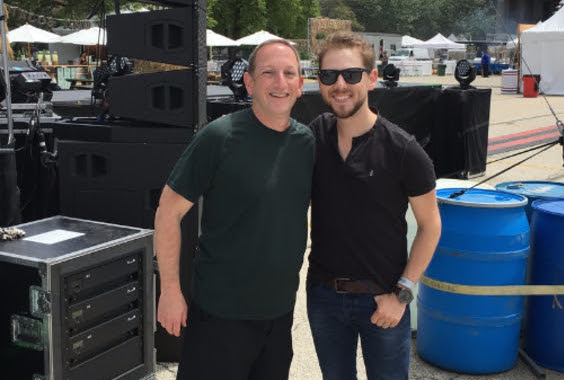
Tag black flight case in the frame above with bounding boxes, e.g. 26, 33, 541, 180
0, 216, 155, 380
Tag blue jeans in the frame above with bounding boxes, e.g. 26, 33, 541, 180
307, 283, 411, 380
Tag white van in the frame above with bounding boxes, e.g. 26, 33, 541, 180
389, 48, 431, 61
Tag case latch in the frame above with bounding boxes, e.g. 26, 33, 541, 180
30, 285, 51, 318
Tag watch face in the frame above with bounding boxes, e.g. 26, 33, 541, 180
397, 288, 414, 304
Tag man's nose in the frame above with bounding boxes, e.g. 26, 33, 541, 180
274, 71, 287, 82
333, 73, 347, 87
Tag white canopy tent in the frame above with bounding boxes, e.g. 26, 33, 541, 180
521, 6, 564, 95
401, 35, 424, 47
207, 29, 238, 46
447, 33, 469, 43
7, 23, 62, 58
235, 30, 294, 45
61, 27, 106, 45
7, 23, 62, 43
412, 33, 465, 50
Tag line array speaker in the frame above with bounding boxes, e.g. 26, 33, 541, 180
107, 69, 206, 128
107, 6, 207, 68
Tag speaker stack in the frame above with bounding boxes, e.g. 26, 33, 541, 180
55, 0, 207, 364
106, 1, 207, 129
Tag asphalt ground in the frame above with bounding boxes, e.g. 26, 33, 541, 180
155, 74, 564, 380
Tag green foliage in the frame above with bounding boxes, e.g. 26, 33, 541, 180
208, 0, 318, 39
453, 3, 497, 40
319, 0, 364, 31
266, 0, 301, 37
333, 0, 494, 40
299, 50, 310, 60
7, 0, 497, 47
208, 0, 267, 39
295, 0, 321, 38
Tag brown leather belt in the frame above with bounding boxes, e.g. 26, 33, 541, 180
322, 278, 388, 295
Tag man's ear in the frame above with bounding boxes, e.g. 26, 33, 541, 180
369, 68, 378, 89
243, 72, 253, 96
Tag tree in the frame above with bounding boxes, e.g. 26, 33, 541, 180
208, 0, 319, 39
319, 0, 364, 31
208, 0, 267, 39
453, 4, 497, 40
295, 0, 321, 38
266, 0, 321, 38
266, 0, 300, 37
342, 0, 494, 40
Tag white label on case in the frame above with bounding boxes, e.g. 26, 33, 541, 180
23, 229, 84, 245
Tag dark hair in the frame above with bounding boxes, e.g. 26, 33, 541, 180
247, 39, 301, 75
318, 31, 375, 70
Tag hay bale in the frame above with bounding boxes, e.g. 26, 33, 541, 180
132, 59, 188, 74
309, 18, 352, 57
3, 5, 15, 60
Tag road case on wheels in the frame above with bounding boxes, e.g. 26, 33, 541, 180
0, 216, 155, 380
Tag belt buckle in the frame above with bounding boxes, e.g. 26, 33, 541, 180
333, 278, 351, 294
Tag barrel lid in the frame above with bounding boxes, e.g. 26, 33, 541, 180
531, 199, 564, 216
437, 188, 528, 208
495, 181, 564, 199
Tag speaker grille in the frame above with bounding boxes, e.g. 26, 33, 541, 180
107, 6, 206, 67
108, 70, 204, 129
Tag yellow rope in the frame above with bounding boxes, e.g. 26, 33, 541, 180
420, 275, 564, 296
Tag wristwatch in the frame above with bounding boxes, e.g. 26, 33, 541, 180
393, 285, 414, 304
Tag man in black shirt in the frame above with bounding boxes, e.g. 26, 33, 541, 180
307, 31, 442, 380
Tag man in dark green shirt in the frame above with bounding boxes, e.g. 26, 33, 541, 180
155, 39, 314, 380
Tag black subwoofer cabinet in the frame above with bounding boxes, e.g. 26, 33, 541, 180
54, 126, 198, 362
0, 216, 155, 380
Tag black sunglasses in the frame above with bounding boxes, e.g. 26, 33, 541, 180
318, 68, 371, 85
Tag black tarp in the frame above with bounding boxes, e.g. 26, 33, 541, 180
432, 87, 491, 178
205, 85, 490, 178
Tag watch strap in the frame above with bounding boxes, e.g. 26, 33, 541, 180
397, 276, 415, 291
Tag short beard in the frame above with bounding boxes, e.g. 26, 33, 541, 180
323, 92, 366, 119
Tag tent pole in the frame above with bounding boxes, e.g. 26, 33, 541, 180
1, 0, 14, 146
0, 0, 21, 227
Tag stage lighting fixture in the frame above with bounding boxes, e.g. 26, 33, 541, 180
454, 59, 477, 89
221, 57, 249, 101
92, 55, 134, 101
382, 64, 400, 88
0, 61, 53, 103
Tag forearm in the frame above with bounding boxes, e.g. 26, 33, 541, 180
154, 185, 193, 294
155, 205, 184, 294
403, 219, 441, 284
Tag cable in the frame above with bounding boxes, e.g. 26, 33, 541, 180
486, 140, 559, 164
466, 1, 564, 175
449, 140, 559, 198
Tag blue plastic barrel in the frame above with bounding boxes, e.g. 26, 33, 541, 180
417, 188, 529, 374
406, 179, 494, 332
495, 181, 564, 221
524, 199, 564, 372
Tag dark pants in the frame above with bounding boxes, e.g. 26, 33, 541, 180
176, 301, 294, 380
